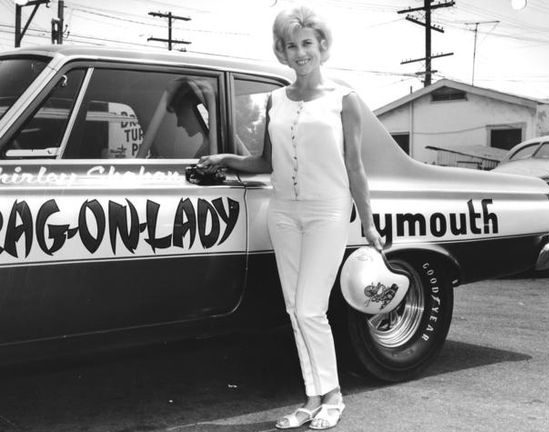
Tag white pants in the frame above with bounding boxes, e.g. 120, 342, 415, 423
267, 196, 352, 397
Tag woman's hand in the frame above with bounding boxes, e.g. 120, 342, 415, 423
364, 224, 385, 251
164, 77, 189, 104
187, 79, 215, 108
197, 154, 225, 174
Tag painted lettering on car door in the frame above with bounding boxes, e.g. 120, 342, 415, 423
0, 197, 240, 261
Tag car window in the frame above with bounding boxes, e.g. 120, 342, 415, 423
509, 143, 538, 161
533, 142, 549, 159
233, 78, 281, 156
0, 57, 49, 121
63, 69, 220, 159
2, 69, 86, 159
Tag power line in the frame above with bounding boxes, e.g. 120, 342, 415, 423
328, 65, 423, 78
70, 7, 166, 28
140, 0, 209, 14
457, 0, 549, 32
323, 0, 403, 13
70, 8, 249, 37
443, 20, 549, 44
0, 24, 152, 49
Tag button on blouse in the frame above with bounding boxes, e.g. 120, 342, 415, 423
268, 85, 352, 200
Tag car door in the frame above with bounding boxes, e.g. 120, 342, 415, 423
0, 62, 247, 344
228, 73, 289, 322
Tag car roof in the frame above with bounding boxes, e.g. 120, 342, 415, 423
504, 135, 549, 161
0, 44, 294, 82
514, 135, 549, 147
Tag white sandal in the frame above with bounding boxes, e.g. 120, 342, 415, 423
309, 401, 345, 430
275, 406, 322, 430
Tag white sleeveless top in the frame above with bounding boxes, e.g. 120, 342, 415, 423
268, 85, 353, 200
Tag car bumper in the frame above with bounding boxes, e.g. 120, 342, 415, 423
535, 241, 549, 271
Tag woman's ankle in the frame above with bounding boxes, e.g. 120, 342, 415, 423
304, 395, 322, 409
322, 388, 343, 404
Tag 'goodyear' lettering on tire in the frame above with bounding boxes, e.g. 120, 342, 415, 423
421, 261, 440, 342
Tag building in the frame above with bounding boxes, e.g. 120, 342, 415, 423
374, 79, 549, 169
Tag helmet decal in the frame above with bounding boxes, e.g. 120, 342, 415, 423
363, 282, 399, 311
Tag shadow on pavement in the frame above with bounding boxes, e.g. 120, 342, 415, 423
426, 339, 531, 377
0, 329, 532, 432
164, 421, 276, 431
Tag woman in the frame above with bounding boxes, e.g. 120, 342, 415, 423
137, 77, 217, 159
198, 5, 383, 430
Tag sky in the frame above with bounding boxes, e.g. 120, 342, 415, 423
0, 0, 548, 109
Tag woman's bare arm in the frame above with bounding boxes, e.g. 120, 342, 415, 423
342, 91, 384, 250
197, 95, 273, 174
137, 91, 170, 158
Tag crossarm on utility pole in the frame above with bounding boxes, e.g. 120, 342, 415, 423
148, 11, 191, 51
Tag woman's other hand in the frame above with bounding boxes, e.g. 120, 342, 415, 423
364, 224, 385, 251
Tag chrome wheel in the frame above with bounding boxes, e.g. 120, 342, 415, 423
367, 260, 424, 348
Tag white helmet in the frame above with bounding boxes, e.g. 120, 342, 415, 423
340, 246, 410, 314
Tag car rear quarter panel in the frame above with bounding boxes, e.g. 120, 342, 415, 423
350, 99, 549, 283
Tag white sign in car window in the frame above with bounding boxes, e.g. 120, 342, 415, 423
106, 102, 143, 158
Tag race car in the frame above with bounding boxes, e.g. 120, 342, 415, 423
0, 45, 548, 382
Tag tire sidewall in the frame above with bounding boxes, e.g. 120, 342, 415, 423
347, 255, 454, 382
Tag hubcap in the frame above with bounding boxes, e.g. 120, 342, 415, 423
366, 261, 425, 348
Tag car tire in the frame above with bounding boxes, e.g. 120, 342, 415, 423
345, 255, 453, 382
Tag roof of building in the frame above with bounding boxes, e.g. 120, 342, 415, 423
374, 78, 546, 116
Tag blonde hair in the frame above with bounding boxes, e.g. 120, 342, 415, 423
272, 5, 332, 65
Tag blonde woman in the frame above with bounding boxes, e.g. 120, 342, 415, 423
198, 5, 383, 429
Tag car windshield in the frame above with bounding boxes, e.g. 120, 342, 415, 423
0, 57, 49, 121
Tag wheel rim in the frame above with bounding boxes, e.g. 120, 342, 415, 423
365, 261, 425, 348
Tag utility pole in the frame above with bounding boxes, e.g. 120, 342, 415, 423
14, 0, 51, 47
398, 0, 455, 86
148, 11, 191, 51
51, 0, 64, 44
464, 20, 499, 85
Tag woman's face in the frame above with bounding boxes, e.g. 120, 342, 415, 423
283, 27, 323, 75
175, 100, 201, 136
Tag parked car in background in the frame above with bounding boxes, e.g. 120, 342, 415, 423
492, 135, 549, 183
1, 45, 549, 382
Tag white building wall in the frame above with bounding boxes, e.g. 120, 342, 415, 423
378, 92, 538, 164
537, 104, 549, 136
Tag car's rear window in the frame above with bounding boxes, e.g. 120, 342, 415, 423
0, 57, 49, 120
509, 143, 538, 161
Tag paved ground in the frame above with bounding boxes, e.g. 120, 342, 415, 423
0, 276, 547, 432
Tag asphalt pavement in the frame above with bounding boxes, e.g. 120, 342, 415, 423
0, 276, 547, 432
